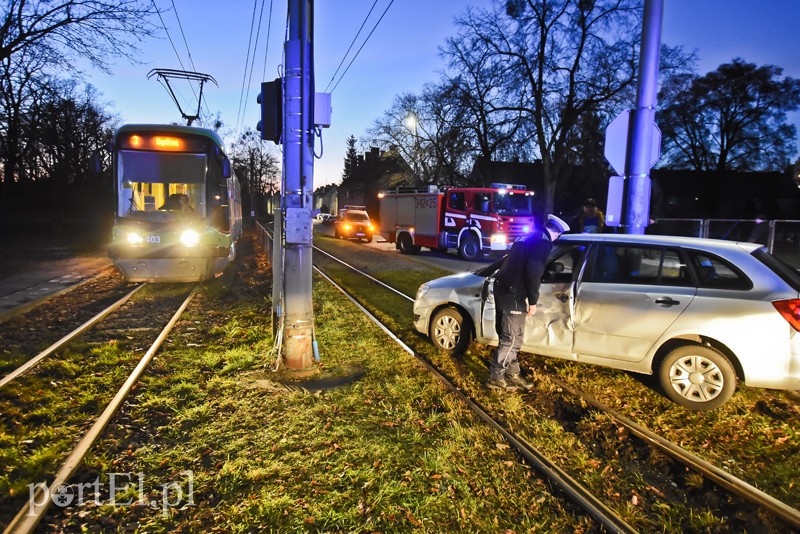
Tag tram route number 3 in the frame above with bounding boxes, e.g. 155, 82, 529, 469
145, 235, 161, 244
415, 197, 437, 209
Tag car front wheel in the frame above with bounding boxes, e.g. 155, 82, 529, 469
429, 307, 471, 354
658, 344, 736, 410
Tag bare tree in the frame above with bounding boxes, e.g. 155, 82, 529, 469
451, 0, 645, 213
0, 46, 51, 186
0, 0, 158, 72
442, 18, 529, 185
367, 86, 473, 187
659, 59, 800, 173
230, 129, 280, 217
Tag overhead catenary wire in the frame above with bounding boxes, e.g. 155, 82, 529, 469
323, 0, 379, 93
151, 0, 203, 124
328, 0, 396, 94
261, 0, 275, 82
170, 0, 213, 123
234, 0, 264, 141
242, 0, 270, 135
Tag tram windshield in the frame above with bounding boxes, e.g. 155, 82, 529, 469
117, 150, 207, 219
493, 192, 534, 217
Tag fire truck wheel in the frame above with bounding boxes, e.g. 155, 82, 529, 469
458, 235, 482, 261
398, 233, 417, 254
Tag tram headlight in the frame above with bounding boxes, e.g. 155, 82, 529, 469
180, 229, 200, 247
126, 231, 144, 244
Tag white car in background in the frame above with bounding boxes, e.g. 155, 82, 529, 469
413, 233, 800, 410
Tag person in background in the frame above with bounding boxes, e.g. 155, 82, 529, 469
576, 198, 605, 233
487, 214, 571, 392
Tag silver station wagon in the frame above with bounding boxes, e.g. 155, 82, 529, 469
413, 234, 800, 410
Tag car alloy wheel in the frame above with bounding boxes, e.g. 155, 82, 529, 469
430, 307, 471, 354
659, 344, 736, 410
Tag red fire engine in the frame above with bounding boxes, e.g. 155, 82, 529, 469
378, 184, 537, 260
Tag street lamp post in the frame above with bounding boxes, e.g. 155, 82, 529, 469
405, 113, 420, 183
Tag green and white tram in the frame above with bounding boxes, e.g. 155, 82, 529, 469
109, 124, 242, 282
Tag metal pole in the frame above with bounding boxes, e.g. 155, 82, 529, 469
271, 209, 283, 338
624, 0, 663, 234
281, 0, 315, 369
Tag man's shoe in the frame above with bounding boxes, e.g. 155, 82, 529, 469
486, 376, 519, 392
507, 373, 534, 391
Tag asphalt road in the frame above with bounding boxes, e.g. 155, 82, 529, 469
313, 220, 496, 274
0, 254, 112, 320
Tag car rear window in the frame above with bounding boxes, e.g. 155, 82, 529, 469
688, 252, 752, 290
753, 249, 800, 292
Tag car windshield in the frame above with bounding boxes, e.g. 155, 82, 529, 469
494, 192, 534, 216
345, 212, 369, 222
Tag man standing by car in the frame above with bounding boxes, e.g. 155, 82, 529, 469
487, 214, 571, 392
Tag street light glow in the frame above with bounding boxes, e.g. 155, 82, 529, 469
405, 114, 417, 131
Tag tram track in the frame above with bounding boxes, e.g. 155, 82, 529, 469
0, 284, 198, 534
310, 237, 800, 531
0, 284, 146, 389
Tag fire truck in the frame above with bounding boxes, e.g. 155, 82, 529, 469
378, 184, 537, 260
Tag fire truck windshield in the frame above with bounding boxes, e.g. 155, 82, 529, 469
494, 193, 534, 216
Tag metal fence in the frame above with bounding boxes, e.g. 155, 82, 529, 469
649, 218, 800, 267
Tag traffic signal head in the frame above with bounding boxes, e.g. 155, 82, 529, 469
257, 78, 282, 143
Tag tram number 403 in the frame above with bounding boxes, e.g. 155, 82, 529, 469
145, 235, 161, 244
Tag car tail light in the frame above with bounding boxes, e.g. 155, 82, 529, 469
773, 299, 800, 331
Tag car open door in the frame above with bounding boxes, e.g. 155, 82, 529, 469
480, 244, 585, 357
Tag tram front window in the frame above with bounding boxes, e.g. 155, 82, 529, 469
117, 150, 207, 219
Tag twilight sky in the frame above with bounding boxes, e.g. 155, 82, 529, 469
85, 0, 800, 188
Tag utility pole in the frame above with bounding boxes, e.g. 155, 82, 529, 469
281, 0, 315, 369
604, 0, 663, 233
624, 0, 663, 234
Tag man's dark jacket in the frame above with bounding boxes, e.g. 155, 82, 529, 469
494, 229, 554, 305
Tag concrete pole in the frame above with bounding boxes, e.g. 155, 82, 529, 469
624, 0, 663, 234
281, 0, 315, 369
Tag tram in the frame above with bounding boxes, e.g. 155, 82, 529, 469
108, 124, 243, 282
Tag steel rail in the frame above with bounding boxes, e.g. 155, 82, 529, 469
0, 284, 146, 389
315, 240, 800, 531
3, 286, 198, 534
312, 264, 636, 534
312, 245, 413, 302
552, 378, 800, 530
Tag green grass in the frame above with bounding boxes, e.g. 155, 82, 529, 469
3, 234, 798, 532
51, 272, 585, 532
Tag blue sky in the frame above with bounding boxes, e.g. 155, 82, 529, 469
86, 0, 800, 188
